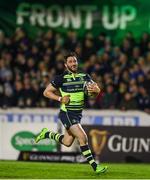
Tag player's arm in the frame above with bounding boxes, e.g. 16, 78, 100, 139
43, 83, 70, 104
43, 83, 61, 102
87, 82, 101, 96
85, 74, 101, 97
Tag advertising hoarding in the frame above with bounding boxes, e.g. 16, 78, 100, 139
83, 125, 150, 162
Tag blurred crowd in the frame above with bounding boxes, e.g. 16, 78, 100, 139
0, 28, 150, 113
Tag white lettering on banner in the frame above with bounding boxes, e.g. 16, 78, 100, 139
102, 116, 137, 126
82, 115, 138, 126
63, 6, 81, 29
84, 6, 96, 29
133, 138, 138, 152
139, 139, 149, 152
108, 135, 121, 152
15, 136, 52, 146
21, 115, 31, 122
15, 136, 34, 146
102, 6, 119, 30
16, 3, 30, 25
102, 5, 137, 30
82, 116, 96, 124
47, 5, 63, 28
122, 138, 133, 152
33, 115, 41, 122
61, 156, 75, 162
0, 114, 56, 122
108, 135, 150, 153
120, 5, 137, 29
0, 115, 8, 121
30, 4, 45, 26
0, 109, 150, 126
16, 3, 137, 30
30, 154, 60, 161
13, 115, 19, 121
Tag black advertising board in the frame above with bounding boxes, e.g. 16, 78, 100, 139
83, 126, 150, 162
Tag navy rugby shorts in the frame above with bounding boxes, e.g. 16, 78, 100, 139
59, 110, 82, 129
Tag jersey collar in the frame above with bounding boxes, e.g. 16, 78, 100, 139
65, 70, 77, 80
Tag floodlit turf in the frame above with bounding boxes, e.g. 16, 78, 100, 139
0, 161, 150, 179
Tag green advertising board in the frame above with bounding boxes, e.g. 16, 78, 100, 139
0, 0, 150, 41
11, 131, 57, 152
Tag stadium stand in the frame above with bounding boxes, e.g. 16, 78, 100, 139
0, 28, 150, 113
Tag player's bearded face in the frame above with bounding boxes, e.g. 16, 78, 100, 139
65, 56, 78, 73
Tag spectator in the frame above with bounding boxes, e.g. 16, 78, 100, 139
0, 29, 149, 112
101, 84, 117, 109
119, 92, 137, 110
137, 86, 150, 113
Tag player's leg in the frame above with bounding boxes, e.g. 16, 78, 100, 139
35, 128, 75, 147
46, 129, 75, 147
69, 123, 107, 173
35, 110, 75, 146
69, 124, 97, 170
62, 129, 75, 147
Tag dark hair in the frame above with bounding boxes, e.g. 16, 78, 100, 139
64, 52, 78, 63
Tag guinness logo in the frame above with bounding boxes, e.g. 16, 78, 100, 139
89, 129, 109, 156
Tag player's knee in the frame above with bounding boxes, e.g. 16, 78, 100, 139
64, 142, 72, 147
64, 142, 73, 147
63, 139, 73, 147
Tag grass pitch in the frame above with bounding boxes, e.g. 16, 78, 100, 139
0, 161, 150, 179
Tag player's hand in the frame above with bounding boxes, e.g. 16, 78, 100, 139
61, 95, 70, 104
87, 83, 101, 94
